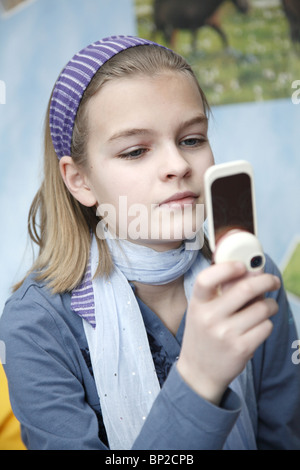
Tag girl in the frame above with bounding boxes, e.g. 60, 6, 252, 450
1, 35, 299, 450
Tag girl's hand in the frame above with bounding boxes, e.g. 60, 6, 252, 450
177, 261, 280, 405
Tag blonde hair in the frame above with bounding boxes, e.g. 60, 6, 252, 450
14, 45, 211, 293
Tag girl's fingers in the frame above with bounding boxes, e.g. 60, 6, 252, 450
237, 317, 275, 358
217, 273, 281, 317
193, 261, 247, 302
219, 297, 279, 339
193, 261, 281, 315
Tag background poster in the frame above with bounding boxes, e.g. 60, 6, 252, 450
136, 0, 300, 105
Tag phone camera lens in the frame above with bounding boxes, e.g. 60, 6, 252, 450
250, 256, 263, 268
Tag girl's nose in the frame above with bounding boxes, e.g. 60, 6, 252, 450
158, 144, 192, 181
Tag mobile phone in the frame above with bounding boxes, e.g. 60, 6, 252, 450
204, 160, 265, 271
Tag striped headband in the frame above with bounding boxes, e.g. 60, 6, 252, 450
49, 35, 162, 160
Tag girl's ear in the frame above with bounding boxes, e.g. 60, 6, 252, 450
59, 156, 97, 207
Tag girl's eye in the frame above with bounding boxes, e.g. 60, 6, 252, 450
118, 148, 148, 160
180, 136, 206, 147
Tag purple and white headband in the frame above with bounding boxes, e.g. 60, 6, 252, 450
49, 35, 163, 160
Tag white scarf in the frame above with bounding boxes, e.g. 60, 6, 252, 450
83, 235, 257, 450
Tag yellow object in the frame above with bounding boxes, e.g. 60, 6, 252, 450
0, 363, 26, 450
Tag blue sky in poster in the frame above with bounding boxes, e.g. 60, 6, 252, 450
0, 0, 299, 332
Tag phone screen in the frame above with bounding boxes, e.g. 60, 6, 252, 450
211, 172, 254, 244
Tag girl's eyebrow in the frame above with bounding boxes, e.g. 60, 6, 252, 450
107, 114, 208, 143
178, 115, 208, 136
107, 128, 152, 143
182, 114, 208, 129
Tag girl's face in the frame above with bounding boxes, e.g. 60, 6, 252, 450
85, 71, 214, 251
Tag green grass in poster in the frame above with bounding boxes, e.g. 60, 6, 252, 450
135, 1, 300, 106
282, 242, 300, 299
